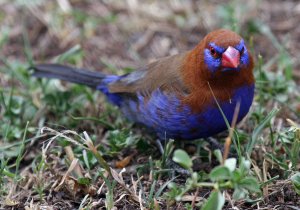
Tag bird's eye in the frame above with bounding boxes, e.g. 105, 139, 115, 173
209, 46, 218, 58
240, 46, 245, 55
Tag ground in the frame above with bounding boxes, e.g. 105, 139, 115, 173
0, 0, 300, 209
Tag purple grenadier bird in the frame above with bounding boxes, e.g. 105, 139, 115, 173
31, 29, 254, 143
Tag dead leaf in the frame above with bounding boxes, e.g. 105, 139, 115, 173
4, 197, 19, 206
115, 153, 135, 168
181, 195, 203, 202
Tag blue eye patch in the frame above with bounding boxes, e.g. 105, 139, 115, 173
208, 43, 225, 54
235, 39, 245, 52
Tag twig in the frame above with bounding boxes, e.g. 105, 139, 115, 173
223, 101, 240, 164
64, 145, 83, 177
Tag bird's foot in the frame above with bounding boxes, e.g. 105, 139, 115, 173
207, 137, 224, 152
207, 137, 237, 158
155, 139, 191, 176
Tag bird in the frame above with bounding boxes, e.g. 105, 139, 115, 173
31, 29, 254, 142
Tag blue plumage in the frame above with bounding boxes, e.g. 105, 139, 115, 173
204, 43, 224, 73
97, 80, 254, 140
97, 75, 123, 106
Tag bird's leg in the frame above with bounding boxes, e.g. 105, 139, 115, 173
155, 139, 165, 155
207, 137, 224, 152
155, 139, 191, 176
207, 137, 236, 158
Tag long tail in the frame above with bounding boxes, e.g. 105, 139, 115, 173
30, 64, 106, 88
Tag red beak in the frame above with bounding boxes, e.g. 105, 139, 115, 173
222, 46, 240, 69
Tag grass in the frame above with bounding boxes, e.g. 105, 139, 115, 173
0, 0, 300, 209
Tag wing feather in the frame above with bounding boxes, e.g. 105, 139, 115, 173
108, 53, 190, 96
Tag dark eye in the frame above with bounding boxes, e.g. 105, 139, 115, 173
209, 46, 218, 58
240, 46, 245, 55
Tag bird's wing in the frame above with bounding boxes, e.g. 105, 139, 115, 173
108, 53, 190, 96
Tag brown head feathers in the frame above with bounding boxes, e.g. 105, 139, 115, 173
181, 29, 254, 112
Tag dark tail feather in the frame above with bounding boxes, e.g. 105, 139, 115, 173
29, 64, 106, 88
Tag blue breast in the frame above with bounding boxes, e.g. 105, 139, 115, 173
116, 84, 254, 140
98, 78, 254, 140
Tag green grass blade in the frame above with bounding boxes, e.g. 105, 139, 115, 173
246, 108, 279, 157
14, 121, 29, 180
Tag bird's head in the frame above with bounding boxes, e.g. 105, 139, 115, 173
201, 29, 252, 74
181, 29, 254, 111
182, 29, 254, 90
